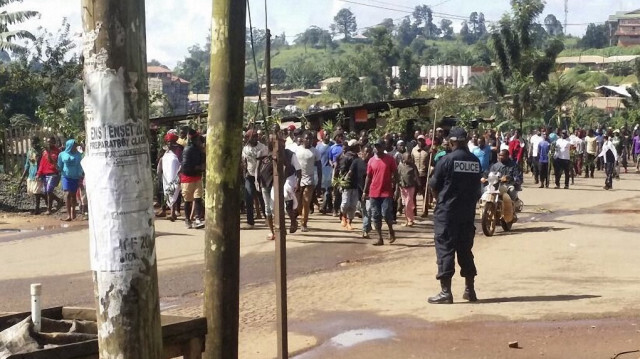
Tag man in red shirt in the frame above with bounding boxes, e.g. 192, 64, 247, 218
363, 139, 398, 246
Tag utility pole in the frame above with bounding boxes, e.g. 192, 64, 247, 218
80, 1, 163, 358
203, 0, 245, 357
265, 29, 272, 117
271, 130, 289, 359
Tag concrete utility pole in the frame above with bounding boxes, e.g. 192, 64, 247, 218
80, 1, 163, 358
203, 0, 246, 357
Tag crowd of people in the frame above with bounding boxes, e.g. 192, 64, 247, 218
20, 136, 85, 221
18, 123, 640, 241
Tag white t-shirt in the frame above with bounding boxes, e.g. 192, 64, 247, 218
242, 142, 268, 177
296, 146, 320, 186
530, 134, 542, 157
468, 140, 477, 153
555, 138, 571, 160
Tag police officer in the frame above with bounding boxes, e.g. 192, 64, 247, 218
428, 127, 482, 304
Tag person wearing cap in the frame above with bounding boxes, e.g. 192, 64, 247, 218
553, 130, 572, 189
427, 127, 482, 304
285, 124, 296, 146
362, 139, 398, 245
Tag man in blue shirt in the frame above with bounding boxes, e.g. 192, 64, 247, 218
329, 132, 344, 166
316, 131, 334, 214
538, 132, 551, 188
472, 137, 492, 175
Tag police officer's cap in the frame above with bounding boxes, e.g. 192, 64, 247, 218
448, 127, 467, 141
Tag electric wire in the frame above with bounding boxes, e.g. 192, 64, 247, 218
247, 0, 266, 123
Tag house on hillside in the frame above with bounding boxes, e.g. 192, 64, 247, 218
148, 66, 190, 115
555, 55, 639, 71
607, 9, 640, 47
584, 85, 631, 113
319, 77, 342, 91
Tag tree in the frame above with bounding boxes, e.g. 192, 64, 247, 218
174, 36, 211, 93
0, 0, 38, 53
460, 21, 474, 45
285, 57, 322, 89
397, 48, 420, 96
544, 14, 563, 36
380, 18, 395, 33
489, 0, 563, 130
331, 8, 357, 41
413, 5, 438, 39
579, 23, 609, 49
295, 26, 334, 52
440, 19, 454, 40
32, 19, 83, 137
396, 17, 418, 47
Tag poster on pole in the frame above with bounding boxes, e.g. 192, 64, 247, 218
82, 28, 156, 273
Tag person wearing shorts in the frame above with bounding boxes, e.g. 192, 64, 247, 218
58, 139, 83, 221
180, 130, 205, 229
37, 136, 64, 214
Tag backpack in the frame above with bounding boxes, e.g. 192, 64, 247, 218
258, 155, 274, 188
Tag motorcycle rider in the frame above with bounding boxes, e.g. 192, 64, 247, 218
485, 149, 522, 212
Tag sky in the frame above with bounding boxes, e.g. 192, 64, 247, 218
4, 0, 638, 69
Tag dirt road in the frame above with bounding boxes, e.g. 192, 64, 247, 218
1, 171, 639, 358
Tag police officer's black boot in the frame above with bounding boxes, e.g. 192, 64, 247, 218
428, 278, 453, 304
462, 277, 478, 302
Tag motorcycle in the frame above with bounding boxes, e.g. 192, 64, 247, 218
480, 172, 521, 236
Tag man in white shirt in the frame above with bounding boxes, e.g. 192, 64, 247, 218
553, 130, 571, 189
598, 135, 618, 190
529, 129, 543, 184
242, 130, 268, 227
295, 132, 322, 232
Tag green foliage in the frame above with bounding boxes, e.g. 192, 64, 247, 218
149, 91, 173, 118
284, 56, 322, 89
578, 24, 609, 49
397, 49, 421, 97
174, 37, 210, 93
0, 0, 38, 54
32, 19, 83, 137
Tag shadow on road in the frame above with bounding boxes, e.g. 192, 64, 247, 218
498, 226, 569, 235
478, 294, 601, 304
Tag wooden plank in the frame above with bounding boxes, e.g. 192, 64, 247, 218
0, 307, 64, 331
1, 308, 206, 359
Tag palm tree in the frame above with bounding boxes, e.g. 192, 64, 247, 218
489, 0, 564, 131
542, 74, 591, 128
0, 0, 39, 53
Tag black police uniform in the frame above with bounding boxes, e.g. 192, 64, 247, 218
429, 141, 482, 283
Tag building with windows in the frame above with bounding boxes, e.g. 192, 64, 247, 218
607, 9, 640, 47
397, 65, 489, 91
148, 66, 190, 115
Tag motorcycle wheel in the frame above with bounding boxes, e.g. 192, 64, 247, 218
482, 202, 496, 237
501, 219, 513, 231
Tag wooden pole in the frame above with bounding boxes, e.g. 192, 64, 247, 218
422, 109, 438, 216
80, 0, 163, 358
272, 131, 289, 359
265, 29, 272, 117
203, 0, 245, 357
